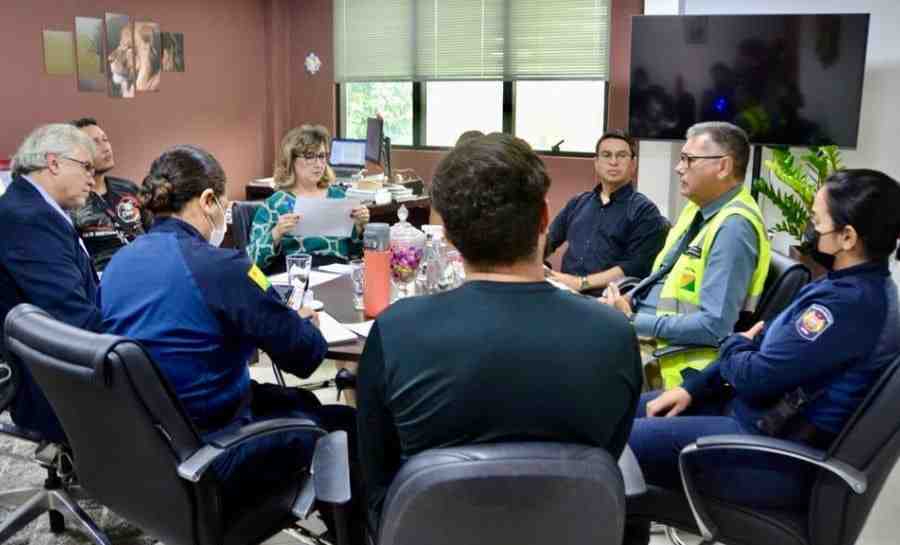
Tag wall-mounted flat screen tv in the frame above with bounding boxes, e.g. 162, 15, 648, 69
628, 14, 869, 147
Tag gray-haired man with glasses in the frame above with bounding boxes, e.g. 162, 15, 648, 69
600, 121, 771, 391
546, 130, 668, 294
0, 123, 103, 442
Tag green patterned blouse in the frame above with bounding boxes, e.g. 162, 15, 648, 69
247, 186, 361, 270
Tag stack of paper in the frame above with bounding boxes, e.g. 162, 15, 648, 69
318, 263, 354, 275
343, 321, 374, 338
269, 270, 339, 287
317, 312, 358, 345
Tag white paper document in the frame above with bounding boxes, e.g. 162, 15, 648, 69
318, 263, 354, 275
292, 197, 361, 238
343, 320, 374, 338
269, 270, 339, 287
317, 312, 358, 345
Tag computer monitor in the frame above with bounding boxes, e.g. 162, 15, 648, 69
365, 117, 384, 163
329, 138, 366, 169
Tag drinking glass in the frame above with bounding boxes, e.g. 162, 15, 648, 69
286, 253, 312, 289
350, 259, 365, 310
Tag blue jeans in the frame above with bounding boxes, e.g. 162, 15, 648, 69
628, 391, 814, 509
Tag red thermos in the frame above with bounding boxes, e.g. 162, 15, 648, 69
363, 223, 391, 317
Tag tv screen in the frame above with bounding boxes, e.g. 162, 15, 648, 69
628, 14, 869, 147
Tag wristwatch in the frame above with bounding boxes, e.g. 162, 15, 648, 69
579, 276, 590, 292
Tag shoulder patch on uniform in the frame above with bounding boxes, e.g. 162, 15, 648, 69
248, 264, 271, 292
795, 304, 833, 341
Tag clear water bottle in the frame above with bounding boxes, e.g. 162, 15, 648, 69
416, 234, 444, 294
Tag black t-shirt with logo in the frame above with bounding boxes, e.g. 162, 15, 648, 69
71, 176, 146, 271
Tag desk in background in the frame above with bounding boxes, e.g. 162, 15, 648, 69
245, 183, 431, 229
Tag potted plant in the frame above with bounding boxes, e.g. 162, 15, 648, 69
752, 145, 844, 277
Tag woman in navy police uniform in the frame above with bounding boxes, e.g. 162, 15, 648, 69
626, 169, 900, 544
100, 145, 356, 523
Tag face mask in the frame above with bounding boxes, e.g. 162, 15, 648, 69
803, 222, 839, 270
206, 195, 227, 247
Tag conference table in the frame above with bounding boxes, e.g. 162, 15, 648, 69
270, 269, 649, 499
272, 270, 368, 361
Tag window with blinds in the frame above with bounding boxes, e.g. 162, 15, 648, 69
334, 0, 610, 82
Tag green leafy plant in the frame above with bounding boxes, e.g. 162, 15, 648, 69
752, 145, 844, 241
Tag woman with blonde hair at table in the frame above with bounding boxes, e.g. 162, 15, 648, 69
247, 124, 370, 274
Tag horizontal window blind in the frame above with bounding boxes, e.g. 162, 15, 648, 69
415, 0, 505, 80
508, 0, 610, 79
334, 0, 610, 82
334, 0, 415, 82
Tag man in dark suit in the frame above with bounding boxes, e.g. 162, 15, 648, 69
0, 123, 102, 442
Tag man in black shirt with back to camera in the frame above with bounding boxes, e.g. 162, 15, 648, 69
70, 117, 146, 271
356, 132, 643, 533
546, 130, 668, 294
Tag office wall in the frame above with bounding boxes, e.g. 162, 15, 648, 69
0, 0, 270, 200
282, 0, 642, 249
682, 0, 900, 286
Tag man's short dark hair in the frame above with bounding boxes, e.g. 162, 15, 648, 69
595, 130, 636, 157
432, 133, 551, 267
70, 117, 99, 129
455, 130, 485, 147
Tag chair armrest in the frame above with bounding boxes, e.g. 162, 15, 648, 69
652, 344, 715, 359
292, 431, 352, 520
618, 445, 647, 498
312, 431, 352, 504
177, 417, 322, 482
678, 434, 867, 542
613, 276, 641, 294
690, 434, 866, 492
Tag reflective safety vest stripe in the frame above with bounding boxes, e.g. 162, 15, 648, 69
651, 186, 771, 388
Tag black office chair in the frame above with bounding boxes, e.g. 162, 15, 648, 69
228, 200, 263, 254
628, 353, 900, 545
3, 303, 351, 545
375, 442, 635, 545
733, 249, 812, 331
0, 353, 107, 543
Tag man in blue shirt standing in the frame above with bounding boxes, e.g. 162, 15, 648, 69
546, 131, 668, 294
0, 124, 100, 441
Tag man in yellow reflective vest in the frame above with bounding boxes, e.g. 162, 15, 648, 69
601, 122, 770, 388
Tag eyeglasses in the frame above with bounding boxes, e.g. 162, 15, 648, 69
296, 151, 328, 163
679, 153, 727, 169
60, 156, 95, 176
598, 151, 633, 162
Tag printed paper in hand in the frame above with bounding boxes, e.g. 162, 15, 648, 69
292, 197, 361, 238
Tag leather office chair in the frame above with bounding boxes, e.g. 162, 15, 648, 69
3, 303, 351, 545
628, 353, 900, 545
375, 442, 641, 545
733, 249, 812, 332
228, 201, 263, 254
0, 354, 106, 543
